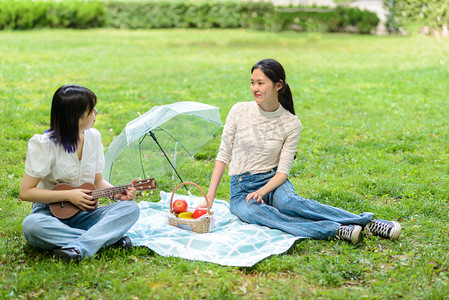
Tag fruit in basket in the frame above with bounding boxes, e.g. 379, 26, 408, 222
173, 199, 188, 213
178, 211, 194, 219
193, 208, 208, 219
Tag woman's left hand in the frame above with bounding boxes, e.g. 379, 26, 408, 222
245, 173, 288, 205
115, 179, 137, 201
246, 190, 265, 204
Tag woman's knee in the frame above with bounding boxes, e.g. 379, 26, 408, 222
230, 199, 260, 223
273, 182, 297, 203
116, 201, 140, 220
22, 214, 46, 237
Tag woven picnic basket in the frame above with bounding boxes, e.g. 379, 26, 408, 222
168, 182, 213, 233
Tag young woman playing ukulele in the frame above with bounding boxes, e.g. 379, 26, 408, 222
20, 85, 140, 262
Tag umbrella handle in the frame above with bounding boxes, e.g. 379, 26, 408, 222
169, 182, 212, 215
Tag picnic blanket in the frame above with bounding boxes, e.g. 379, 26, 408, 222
126, 191, 304, 267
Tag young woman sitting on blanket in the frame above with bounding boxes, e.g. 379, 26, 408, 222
201, 58, 401, 244
20, 85, 140, 262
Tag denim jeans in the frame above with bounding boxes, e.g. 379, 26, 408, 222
229, 169, 373, 240
22, 201, 140, 258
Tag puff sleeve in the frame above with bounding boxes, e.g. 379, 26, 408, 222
24, 134, 55, 179
94, 129, 105, 174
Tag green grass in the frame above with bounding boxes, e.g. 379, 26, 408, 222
1, 28, 449, 298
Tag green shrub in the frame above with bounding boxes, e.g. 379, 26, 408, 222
71, 2, 106, 28
208, 2, 243, 28
275, 6, 379, 34
184, 2, 212, 28
387, 0, 449, 32
103, 1, 275, 29
356, 7, 380, 33
0, 0, 378, 34
0, 0, 106, 30
0, 0, 47, 29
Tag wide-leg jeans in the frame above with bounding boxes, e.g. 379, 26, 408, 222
22, 200, 140, 258
229, 169, 373, 240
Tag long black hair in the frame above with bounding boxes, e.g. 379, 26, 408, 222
46, 85, 97, 153
251, 59, 295, 115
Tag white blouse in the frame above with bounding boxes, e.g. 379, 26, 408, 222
25, 128, 105, 190
216, 102, 301, 176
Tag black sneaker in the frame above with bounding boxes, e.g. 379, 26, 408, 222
336, 225, 362, 244
111, 236, 132, 250
54, 247, 82, 262
364, 219, 401, 240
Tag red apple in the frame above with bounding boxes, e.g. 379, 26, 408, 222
173, 199, 188, 213
193, 208, 208, 219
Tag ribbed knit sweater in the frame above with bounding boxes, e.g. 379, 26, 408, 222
216, 101, 301, 176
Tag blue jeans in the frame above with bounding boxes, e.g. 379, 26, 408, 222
22, 201, 140, 258
229, 169, 373, 240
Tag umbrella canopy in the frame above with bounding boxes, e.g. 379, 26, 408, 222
104, 101, 223, 185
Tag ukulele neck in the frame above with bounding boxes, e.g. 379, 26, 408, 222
90, 184, 131, 199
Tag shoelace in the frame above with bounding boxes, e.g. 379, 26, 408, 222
368, 221, 391, 237
338, 226, 352, 240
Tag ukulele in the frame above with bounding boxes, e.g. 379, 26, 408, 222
49, 178, 157, 219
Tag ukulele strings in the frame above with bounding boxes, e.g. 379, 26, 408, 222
90, 184, 131, 199
89, 179, 153, 198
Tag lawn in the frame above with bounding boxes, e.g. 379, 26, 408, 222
1, 28, 449, 299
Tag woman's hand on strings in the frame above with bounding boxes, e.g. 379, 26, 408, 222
114, 179, 137, 201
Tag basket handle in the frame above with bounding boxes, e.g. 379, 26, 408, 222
169, 182, 213, 215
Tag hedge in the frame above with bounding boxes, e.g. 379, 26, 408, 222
104, 1, 275, 29
275, 6, 380, 34
0, 0, 379, 34
0, 0, 106, 29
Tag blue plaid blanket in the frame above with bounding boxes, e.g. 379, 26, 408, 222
127, 191, 303, 267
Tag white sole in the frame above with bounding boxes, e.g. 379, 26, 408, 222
389, 221, 402, 240
351, 225, 362, 244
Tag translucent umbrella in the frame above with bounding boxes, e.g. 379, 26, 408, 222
104, 101, 223, 187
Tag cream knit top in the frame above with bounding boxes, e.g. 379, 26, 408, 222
216, 101, 301, 176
